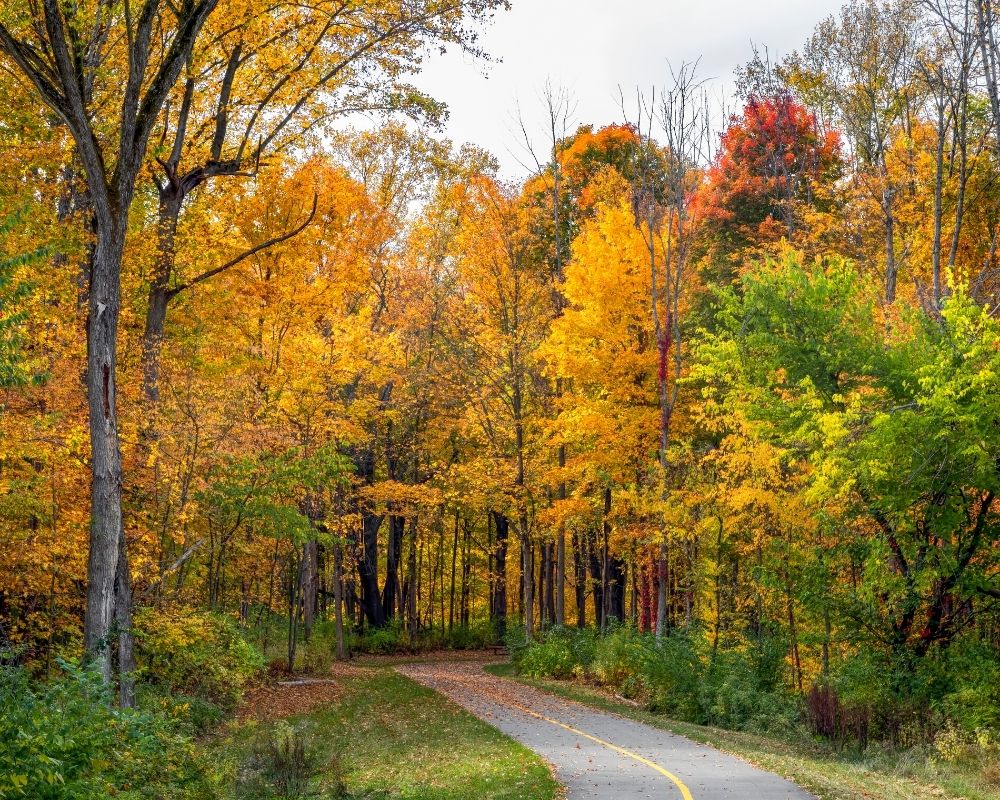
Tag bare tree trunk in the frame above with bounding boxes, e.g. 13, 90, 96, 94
588, 528, 604, 630
787, 587, 803, 693
931, 96, 946, 308
287, 550, 301, 673
976, 0, 1000, 155
357, 512, 385, 627
655, 541, 668, 639
883, 186, 898, 303
302, 541, 317, 641
142, 188, 183, 403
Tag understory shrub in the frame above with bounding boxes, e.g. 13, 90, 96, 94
346, 620, 404, 654
0, 661, 208, 799
935, 640, 1000, 735
642, 634, 702, 719
699, 634, 799, 733
515, 626, 798, 733
134, 606, 264, 713
344, 618, 499, 655
515, 628, 576, 678
518, 626, 1000, 752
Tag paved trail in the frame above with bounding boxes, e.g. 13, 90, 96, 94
397, 661, 813, 800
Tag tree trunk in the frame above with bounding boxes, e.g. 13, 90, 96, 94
588, 528, 605, 630
655, 541, 668, 638
142, 187, 183, 403
357, 513, 385, 627
602, 488, 626, 624
114, 530, 136, 708
461, 519, 472, 626
383, 515, 404, 620
883, 186, 898, 303
407, 517, 419, 639
573, 529, 586, 627
931, 96, 946, 309
787, 587, 803, 693
449, 511, 459, 629
640, 551, 654, 632
490, 511, 508, 637
287, 551, 301, 673
556, 444, 566, 626
333, 541, 346, 661
83, 218, 128, 686
302, 541, 317, 641
521, 525, 534, 640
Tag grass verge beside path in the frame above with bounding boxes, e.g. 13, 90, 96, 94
485, 663, 997, 800
213, 664, 559, 799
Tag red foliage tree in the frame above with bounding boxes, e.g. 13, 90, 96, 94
701, 93, 842, 252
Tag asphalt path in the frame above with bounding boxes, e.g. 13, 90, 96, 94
396, 661, 814, 800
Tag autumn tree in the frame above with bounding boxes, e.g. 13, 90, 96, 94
701, 93, 842, 264
0, 0, 219, 690
442, 175, 550, 638
139, 0, 509, 403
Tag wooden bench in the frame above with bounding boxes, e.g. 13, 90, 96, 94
486, 644, 509, 657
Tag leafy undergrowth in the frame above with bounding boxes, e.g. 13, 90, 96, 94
487, 664, 999, 800
212, 666, 558, 799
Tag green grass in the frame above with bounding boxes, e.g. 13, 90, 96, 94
485, 663, 1000, 800
212, 666, 558, 799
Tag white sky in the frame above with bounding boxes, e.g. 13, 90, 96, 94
411, 0, 847, 178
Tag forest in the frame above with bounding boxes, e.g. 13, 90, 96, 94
1, 0, 999, 798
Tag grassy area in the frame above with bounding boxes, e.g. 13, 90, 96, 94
212, 665, 559, 799
485, 664, 999, 800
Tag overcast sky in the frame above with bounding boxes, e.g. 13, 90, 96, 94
410, 0, 847, 178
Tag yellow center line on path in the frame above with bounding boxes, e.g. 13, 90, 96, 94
505, 698, 695, 800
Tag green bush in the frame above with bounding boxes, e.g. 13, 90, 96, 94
0, 661, 209, 800
134, 606, 264, 712
515, 626, 801, 733
936, 641, 1000, 734
444, 620, 499, 650
590, 626, 649, 693
515, 630, 577, 679
642, 634, 702, 719
346, 620, 404, 654
698, 635, 798, 733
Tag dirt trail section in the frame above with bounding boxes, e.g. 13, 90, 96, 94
397, 661, 814, 800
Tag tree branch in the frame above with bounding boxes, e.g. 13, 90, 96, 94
167, 192, 318, 298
